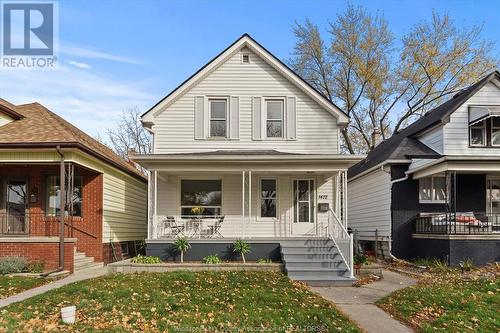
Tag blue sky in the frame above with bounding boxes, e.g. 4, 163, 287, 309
1, 0, 499, 136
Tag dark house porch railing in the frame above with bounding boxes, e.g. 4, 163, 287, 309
0, 212, 97, 238
414, 213, 500, 235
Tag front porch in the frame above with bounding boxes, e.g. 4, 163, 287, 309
148, 170, 348, 240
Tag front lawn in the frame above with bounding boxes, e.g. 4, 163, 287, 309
0, 271, 360, 332
378, 265, 500, 332
0, 276, 49, 300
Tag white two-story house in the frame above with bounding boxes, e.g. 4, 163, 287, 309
133, 34, 362, 283
348, 71, 500, 265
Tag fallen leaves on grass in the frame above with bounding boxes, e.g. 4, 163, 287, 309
0, 271, 361, 332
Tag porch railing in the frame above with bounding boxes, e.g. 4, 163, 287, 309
414, 213, 500, 235
0, 212, 97, 238
327, 208, 354, 278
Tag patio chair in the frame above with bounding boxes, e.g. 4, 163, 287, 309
162, 216, 184, 238
208, 216, 225, 238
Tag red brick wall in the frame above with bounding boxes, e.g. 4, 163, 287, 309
102, 240, 141, 264
0, 241, 75, 273
0, 164, 103, 266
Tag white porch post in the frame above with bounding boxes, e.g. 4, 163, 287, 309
248, 170, 252, 228
152, 170, 158, 239
147, 170, 152, 239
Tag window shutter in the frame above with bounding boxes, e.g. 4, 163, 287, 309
286, 96, 296, 140
252, 97, 262, 140
229, 96, 239, 139
194, 96, 205, 139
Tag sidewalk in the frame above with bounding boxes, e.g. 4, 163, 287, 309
312, 269, 416, 333
0, 267, 107, 308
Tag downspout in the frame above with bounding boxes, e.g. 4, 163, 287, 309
41, 146, 65, 276
381, 165, 409, 260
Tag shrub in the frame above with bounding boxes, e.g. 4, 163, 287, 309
202, 254, 222, 264
131, 255, 161, 264
0, 256, 28, 274
27, 261, 44, 273
460, 258, 475, 272
233, 239, 251, 263
257, 259, 272, 264
353, 252, 368, 266
430, 258, 450, 273
173, 237, 191, 263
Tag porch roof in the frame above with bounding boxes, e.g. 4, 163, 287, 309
132, 150, 364, 172
408, 155, 500, 179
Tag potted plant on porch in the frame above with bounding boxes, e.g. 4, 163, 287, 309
174, 237, 191, 263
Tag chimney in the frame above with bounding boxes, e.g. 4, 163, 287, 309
371, 128, 382, 149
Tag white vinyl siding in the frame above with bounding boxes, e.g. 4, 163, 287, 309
443, 81, 500, 155
347, 168, 391, 240
417, 126, 443, 154
152, 48, 339, 154
155, 173, 334, 238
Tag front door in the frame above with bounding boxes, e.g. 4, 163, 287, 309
4, 180, 28, 234
292, 179, 316, 235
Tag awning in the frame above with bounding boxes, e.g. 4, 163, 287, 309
469, 106, 500, 125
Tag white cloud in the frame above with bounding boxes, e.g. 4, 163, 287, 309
66, 60, 92, 69
61, 44, 143, 65
0, 63, 157, 136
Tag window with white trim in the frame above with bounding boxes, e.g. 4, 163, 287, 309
419, 176, 446, 203
209, 99, 227, 137
491, 117, 500, 146
265, 99, 284, 138
470, 120, 486, 146
181, 180, 222, 216
260, 179, 277, 218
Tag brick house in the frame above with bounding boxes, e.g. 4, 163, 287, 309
0, 98, 147, 273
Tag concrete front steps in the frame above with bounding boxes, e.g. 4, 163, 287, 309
74, 250, 104, 272
280, 238, 356, 286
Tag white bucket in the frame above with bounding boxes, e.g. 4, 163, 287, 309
60, 305, 76, 324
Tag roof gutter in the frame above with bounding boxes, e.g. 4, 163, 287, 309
348, 159, 411, 182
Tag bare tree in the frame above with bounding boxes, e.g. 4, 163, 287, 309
289, 7, 498, 153
105, 107, 151, 160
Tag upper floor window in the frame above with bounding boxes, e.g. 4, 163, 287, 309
469, 106, 500, 147
470, 120, 486, 146
491, 118, 500, 146
265, 99, 284, 138
209, 98, 227, 138
419, 175, 446, 204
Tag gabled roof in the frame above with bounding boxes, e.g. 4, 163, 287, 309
348, 70, 500, 179
141, 33, 349, 125
0, 99, 145, 180
0, 98, 24, 120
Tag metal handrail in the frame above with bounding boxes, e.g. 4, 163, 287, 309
327, 208, 354, 278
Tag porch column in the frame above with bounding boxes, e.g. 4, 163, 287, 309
147, 170, 157, 239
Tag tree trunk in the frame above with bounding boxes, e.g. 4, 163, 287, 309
341, 128, 355, 154
181, 251, 184, 263
242, 253, 246, 264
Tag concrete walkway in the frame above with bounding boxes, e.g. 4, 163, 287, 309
312, 269, 416, 333
0, 267, 107, 308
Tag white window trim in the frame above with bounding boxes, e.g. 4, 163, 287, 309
208, 97, 229, 138
179, 178, 223, 216
257, 177, 278, 221
263, 97, 285, 140
469, 119, 487, 147
419, 175, 447, 204
491, 117, 500, 147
